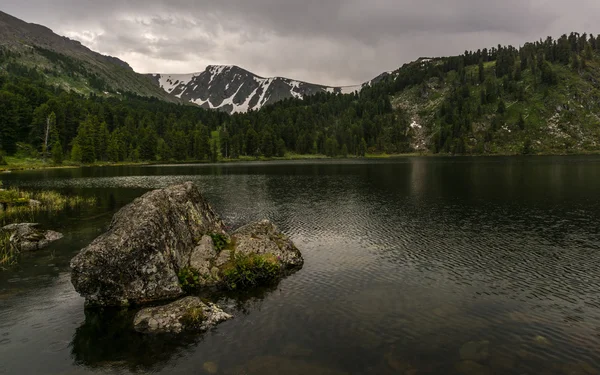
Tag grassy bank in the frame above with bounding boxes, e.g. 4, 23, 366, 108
3, 151, 600, 173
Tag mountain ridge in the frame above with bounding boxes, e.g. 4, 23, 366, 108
0, 10, 177, 101
149, 65, 392, 113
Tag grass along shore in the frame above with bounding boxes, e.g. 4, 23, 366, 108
2, 151, 599, 173
0, 184, 97, 267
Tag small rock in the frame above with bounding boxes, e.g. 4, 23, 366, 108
133, 296, 233, 334
1, 223, 63, 252
232, 220, 304, 268
203, 361, 219, 374
459, 340, 490, 362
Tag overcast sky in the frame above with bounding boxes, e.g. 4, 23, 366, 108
3, 0, 600, 86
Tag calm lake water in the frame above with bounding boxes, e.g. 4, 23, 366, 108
1, 157, 600, 375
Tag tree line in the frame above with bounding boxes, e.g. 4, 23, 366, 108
1, 32, 599, 162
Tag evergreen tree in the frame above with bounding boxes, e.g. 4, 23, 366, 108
71, 142, 83, 163
51, 140, 63, 164
358, 138, 367, 157
478, 59, 485, 83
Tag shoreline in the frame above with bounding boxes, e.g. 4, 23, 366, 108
2, 151, 599, 173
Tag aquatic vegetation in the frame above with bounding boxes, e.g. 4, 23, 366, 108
0, 187, 96, 225
0, 231, 18, 268
220, 253, 281, 290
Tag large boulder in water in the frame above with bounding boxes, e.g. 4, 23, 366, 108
70, 182, 303, 307
70, 182, 228, 306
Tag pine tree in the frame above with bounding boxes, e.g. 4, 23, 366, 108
478, 59, 485, 83
71, 142, 83, 163
518, 114, 526, 130
358, 138, 367, 157
51, 140, 63, 164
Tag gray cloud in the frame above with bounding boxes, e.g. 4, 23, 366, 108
3, 0, 600, 85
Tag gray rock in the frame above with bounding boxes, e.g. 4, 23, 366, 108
460, 340, 490, 363
133, 296, 233, 334
1, 223, 63, 252
232, 220, 304, 269
189, 235, 216, 278
70, 182, 227, 306
215, 249, 232, 267
70, 183, 303, 307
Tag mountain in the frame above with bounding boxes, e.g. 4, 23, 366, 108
150, 66, 392, 113
0, 10, 177, 101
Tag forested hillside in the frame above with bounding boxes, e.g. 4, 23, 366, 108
1, 32, 600, 166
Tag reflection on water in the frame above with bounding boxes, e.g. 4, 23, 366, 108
0, 157, 600, 374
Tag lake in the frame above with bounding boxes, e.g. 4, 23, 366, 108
1, 157, 599, 375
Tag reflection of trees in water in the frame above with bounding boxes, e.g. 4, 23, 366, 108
70, 284, 279, 372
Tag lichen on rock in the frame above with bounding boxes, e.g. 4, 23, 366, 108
133, 296, 233, 334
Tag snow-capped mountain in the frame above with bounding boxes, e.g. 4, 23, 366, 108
150, 65, 391, 113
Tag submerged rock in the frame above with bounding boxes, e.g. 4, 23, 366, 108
1, 223, 63, 252
70, 182, 228, 306
70, 182, 303, 306
459, 340, 490, 362
133, 296, 232, 334
227, 356, 348, 375
455, 360, 492, 375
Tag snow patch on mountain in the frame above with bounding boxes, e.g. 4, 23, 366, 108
157, 73, 198, 93
151, 65, 391, 114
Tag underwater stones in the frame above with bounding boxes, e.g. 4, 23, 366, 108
133, 297, 232, 334
455, 360, 492, 375
459, 340, 490, 362
1, 223, 63, 252
226, 356, 348, 375
533, 335, 552, 347
203, 361, 219, 374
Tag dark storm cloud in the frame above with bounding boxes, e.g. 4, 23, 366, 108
3, 0, 600, 85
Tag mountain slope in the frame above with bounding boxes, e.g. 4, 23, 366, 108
0, 11, 177, 101
150, 66, 391, 113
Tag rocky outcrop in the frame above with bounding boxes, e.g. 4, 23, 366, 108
70, 182, 302, 307
133, 297, 233, 334
232, 220, 304, 268
70, 182, 228, 306
1, 223, 63, 251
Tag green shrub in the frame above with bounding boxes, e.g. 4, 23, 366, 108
221, 253, 281, 290
178, 267, 202, 292
210, 233, 229, 252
